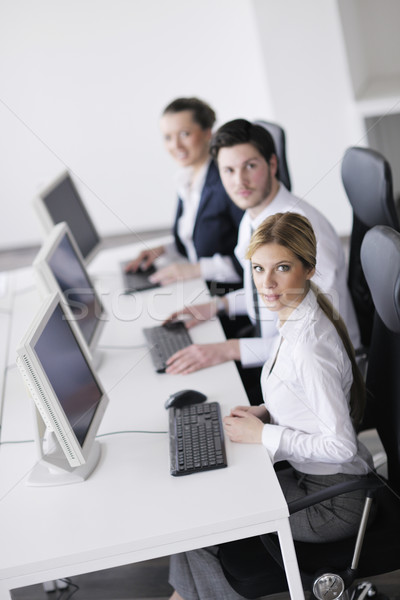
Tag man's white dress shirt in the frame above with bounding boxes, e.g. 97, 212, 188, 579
260, 289, 371, 475
225, 184, 360, 366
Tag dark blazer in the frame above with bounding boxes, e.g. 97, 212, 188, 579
173, 160, 244, 279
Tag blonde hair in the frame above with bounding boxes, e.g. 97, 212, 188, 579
246, 212, 365, 425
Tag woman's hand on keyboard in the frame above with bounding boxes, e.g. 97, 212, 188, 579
124, 245, 165, 272
165, 339, 240, 374
149, 262, 201, 285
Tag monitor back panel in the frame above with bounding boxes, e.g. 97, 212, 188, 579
36, 172, 101, 263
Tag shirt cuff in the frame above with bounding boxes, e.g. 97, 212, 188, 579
261, 424, 286, 462
199, 255, 242, 283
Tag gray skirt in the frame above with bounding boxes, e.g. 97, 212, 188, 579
277, 467, 372, 543
169, 468, 372, 600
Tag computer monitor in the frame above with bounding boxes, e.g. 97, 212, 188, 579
33, 222, 107, 361
16, 292, 109, 486
34, 171, 101, 264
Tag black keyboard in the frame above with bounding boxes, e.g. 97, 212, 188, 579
121, 262, 160, 292
143, 322, 192, 373
169, 402, 228, 476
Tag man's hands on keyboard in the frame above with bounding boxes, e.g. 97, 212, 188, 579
165, 340, 240, 375
163, 300, 220, 330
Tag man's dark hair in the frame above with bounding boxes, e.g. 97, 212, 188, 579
162, 97, 216, 130
210, 118, 276, 165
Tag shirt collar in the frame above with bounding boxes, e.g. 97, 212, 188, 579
175, 158, 211, 200
249, 184, 299, 230
279, 288, 319, 344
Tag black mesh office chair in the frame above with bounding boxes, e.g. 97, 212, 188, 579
342, 147, 400, 350
219, 225, 400, 599
254, 120, 291, 191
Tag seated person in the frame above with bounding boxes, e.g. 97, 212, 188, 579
125, 98, 244, 291
168, 212, 374, 600
164, 120, 360, 382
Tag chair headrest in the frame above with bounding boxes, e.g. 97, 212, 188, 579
341, 147, 399, 230
254, 120, 291, 191
361, 226, 400, 333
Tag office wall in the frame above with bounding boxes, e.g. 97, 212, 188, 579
252, 0, 366, 235
0, 0, 273, 250
1, 0, 383, 251
338, 0, 400, 201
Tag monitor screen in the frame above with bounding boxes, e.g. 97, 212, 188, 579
38, 172, 101, 262
34, 303, 102, 447
16, 293, 109, 484
49, 230, 102, 347
33, 222, 106, 353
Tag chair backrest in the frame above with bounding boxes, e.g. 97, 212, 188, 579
254, 120, 291, 191
361, 225, 400, 494
342, 146, 400, 348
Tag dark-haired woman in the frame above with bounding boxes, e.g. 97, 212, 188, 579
126, 97, 244, 289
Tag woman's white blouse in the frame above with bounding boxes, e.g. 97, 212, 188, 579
261, 289, 372, 475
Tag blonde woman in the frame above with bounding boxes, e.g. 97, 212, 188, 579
168, 212, 373, 600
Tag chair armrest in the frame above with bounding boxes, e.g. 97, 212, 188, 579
288, 475, 383, 515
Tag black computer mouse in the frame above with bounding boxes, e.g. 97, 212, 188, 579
164, 389, 207, 409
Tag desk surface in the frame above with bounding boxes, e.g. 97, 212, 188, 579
0, 242, 304, 599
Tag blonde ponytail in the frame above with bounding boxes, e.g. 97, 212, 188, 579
310, 282, 365, 426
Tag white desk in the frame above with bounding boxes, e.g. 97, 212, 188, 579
0, 269, 24, 426
0, 244, 304, 599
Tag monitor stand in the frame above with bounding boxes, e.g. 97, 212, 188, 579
27, 406, 101, 487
